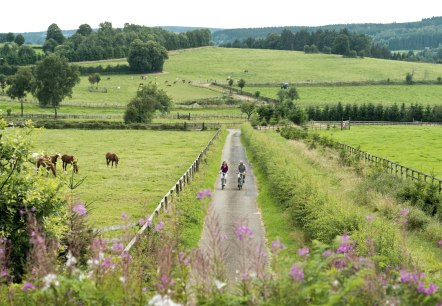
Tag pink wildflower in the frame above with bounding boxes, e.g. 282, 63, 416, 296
400, 209, 410, 216
155, 221, 164, 231
121, 213, 128, 220
197, 189, 212, 200
235, 225, 253, 241
22, 281, 35, 292
112, 242, 124, 252
297, 246, 309, 256
366, 215, 374, 221
289, 264, 304, 281
417, 282, 438, 295
271, 239, 286, 254
72, 204, 87, 216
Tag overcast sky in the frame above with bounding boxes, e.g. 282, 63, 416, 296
1, 0, 440, 33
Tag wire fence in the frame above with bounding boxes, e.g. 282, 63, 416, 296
93, 129, 222, 252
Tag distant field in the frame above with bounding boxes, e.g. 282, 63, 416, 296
317, 125, 442, 177
3, 47, 442, 113
32, 129, 215, 227
250, 84, 442, 106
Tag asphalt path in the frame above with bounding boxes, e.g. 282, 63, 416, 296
199, 129, 267, 286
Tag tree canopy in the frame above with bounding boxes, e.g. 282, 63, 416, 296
124, 83, 172, 123
32, 54, 80, 118
6, 67, 33, 116
127, 39, 168, 73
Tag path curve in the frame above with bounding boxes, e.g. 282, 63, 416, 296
199, 128, 267, 286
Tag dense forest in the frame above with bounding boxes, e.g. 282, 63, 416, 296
213, 16, 442, 51
220, 28, 392, 59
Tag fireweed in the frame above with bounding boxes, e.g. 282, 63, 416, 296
2, 189, 441, 305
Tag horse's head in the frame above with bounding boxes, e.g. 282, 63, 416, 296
72, 160, 79, 173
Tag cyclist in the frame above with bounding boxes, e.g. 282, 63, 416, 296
220, 161, 229, 185
238, 160, 246, 184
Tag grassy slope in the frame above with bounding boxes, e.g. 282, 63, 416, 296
32, 129, 215, 227
242, 125, 442, 282
318, 125, 442, 177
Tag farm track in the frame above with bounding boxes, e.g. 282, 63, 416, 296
198, 129, 266, 288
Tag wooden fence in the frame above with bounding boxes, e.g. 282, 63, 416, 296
336, 142, 442, 193
307, 120, 442, 130
105, 128, 221, 253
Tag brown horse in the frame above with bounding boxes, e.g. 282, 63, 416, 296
44, 153, 61, 168
36, 157, 56, 177
106, 152, 119, 168
61, 154, 79, 173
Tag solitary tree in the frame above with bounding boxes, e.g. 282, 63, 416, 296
95, 73, 101, 89
240, 101, 256, 120
237, 78, 246, 94
254, 90, 260, 101
127, 39, 168, 73
32, 54, 80, 118
14, 34, 25, 46
6, 67, 33, 117
46, 23, 66, 45
124, 83, 172, 123
227, 78, 234, 94
88, 74, 96, 88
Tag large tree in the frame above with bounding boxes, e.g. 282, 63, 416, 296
124, 83, 172, 123
6, 67, 33, 117
14, 34, 25, 46
46, 23, 65, 45
240, 101, 256, 120
237, 78, 246, 94
127, 39, 168, 73
32, 54, 80, 118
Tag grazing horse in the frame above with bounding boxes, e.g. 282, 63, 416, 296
106, 152, 119, 167
61, 154, 79, 173
44, 153, 61, 167
36, 156, 56, 177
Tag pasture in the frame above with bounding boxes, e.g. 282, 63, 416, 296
249, 84, 442, 106
317, 125, 442, 177
31, 129, 215, 227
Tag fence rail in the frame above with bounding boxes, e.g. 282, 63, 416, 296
336, 142, 442, 193
307, 120, 442, 130
118, 128, 221, 253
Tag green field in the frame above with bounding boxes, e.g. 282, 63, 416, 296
250, 84, 442, 106
32, 129, 215, 227
317, 125, 442, 177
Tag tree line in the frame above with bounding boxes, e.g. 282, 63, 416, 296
0, 22, 212, 75
306, 102, 442, 122
220, 28, 391, 59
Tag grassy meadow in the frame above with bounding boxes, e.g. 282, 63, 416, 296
317, 125, 442, 177
31, 129, 216, 228
250, 84, 442, 106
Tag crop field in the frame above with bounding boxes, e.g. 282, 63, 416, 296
317, 125, 442, 177
249, 84, 442, 106
31, 129, 215, 228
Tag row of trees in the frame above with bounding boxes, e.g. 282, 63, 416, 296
45, 22, 211, 63
221, 28, 391, 59
0, 43, 42, 67
306, 102, 442, 122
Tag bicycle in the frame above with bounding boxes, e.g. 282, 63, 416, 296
237, 172, 245, 190
220, 172, 227, 190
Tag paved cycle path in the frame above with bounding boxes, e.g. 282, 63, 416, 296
199, 129, 267, 285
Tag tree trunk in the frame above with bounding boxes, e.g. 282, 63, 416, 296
20, 99, 24, 117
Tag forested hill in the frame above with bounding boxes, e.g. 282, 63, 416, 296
212, 16, 442, 50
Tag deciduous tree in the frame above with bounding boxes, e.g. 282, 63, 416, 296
127, 39, 168, 73
124, 83, 172, 123
6, 67, 33, 117
32, 54, 80, 118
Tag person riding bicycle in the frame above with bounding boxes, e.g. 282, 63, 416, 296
220, 161, 228, 184
238, 160, 246, 184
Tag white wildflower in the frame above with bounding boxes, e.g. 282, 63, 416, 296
43, 273, 59, 290
66, 251, 77, 268
214, 279, 226, 290
148, 294, 182, 306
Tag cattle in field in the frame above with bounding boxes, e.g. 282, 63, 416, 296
106, 152, 119, 168
61, 154, 79, 173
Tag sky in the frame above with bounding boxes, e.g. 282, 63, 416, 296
1, 0, 441, 33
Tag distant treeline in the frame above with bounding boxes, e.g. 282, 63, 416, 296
306, 102, 442, 122
220, 28, 391, 59
213, 16, 442, 51
0, 22, 211, 71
